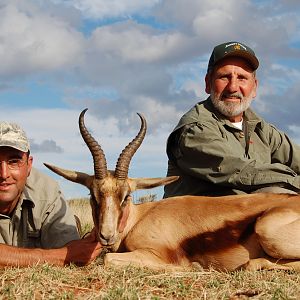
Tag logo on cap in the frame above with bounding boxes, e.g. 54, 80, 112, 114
234, 44, 241, 50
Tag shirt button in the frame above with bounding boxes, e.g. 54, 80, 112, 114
239, 132, 245, 138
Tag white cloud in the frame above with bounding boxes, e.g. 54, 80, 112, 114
55, 0, 161, 19
0, 2, 84, 76
89, 21, 189, 63
30, 139, 64, 153
130, 96, 183, 132
193, 9, 235, 39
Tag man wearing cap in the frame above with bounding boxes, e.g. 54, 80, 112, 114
164, 41, 300, 198
0, 122, 102, 267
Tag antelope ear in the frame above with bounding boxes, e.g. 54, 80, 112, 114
129, 176, 179, 191
44, 163, 93, 189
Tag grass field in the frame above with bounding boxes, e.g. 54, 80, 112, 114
1, 198, 300, 299
1, 261, 300, 299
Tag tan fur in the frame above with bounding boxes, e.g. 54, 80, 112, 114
100, 193, 300, 271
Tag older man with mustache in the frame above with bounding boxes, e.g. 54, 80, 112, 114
164, 41, 300, 197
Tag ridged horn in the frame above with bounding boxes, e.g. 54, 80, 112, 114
115, 113, 146, 180
79, 108, 108, 180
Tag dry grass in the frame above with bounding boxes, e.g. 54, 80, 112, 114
1, 263, 300, 299
68, 198, 93, 235
0, 198, 300, 299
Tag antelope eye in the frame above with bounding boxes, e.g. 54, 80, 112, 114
121, 195, 131, 207
125, 195, 133, 202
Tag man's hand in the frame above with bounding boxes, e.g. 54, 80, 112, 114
64, 228, 103, 266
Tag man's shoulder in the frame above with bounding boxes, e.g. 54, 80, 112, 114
24, 167, 61, 202
166, 99, 214, 154
175, 99, 213, 130
27, 167, 59, 187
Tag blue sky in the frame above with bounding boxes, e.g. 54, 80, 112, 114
1, 0, 300, 200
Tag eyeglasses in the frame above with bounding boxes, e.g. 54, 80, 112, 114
0, 158, 27, 170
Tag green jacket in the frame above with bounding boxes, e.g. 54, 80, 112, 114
0, 168, 80, 248
164, 98, 300, 197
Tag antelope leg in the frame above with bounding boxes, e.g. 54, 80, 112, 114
243, 257, 293, 271
104, 250, 187, 271
255, 206, 300, 259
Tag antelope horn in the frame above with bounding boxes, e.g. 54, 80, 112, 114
115, 113, 146, 180
79, 108, 108, 180
44, 163, 93, 189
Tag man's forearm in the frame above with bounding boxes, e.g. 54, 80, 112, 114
0, 231, 102, 268
0, 244, 67, 268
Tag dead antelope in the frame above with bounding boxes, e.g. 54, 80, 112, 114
45, 109, 300, 272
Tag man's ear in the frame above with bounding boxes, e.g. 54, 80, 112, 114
27, 156, 33, 177
205, 73, 211, 94
252, 77, 258, 99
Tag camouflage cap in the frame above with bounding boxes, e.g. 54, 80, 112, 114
207, 41, 259, 72
0, 122, 30, 152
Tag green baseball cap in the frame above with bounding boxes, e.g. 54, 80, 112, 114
207, 41, 259, 72
0, 121, 30, 152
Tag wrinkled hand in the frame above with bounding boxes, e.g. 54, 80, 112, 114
64, 228, 102, 266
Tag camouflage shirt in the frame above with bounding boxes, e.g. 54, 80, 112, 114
164, 98, 300, 197
0, 168, 80, 248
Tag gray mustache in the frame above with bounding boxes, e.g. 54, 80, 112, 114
221, 93, 243, 99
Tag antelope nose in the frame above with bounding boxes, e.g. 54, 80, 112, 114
98, 231, 116, 246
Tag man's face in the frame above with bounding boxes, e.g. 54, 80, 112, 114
205, 57, 258, 122
0, 147, 33, 214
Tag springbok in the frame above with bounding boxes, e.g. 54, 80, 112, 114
45, 109, 300, 271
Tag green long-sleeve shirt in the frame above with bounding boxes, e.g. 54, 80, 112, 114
164, 98, 300, 197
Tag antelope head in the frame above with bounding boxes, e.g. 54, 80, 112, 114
44, 109, 178, 247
